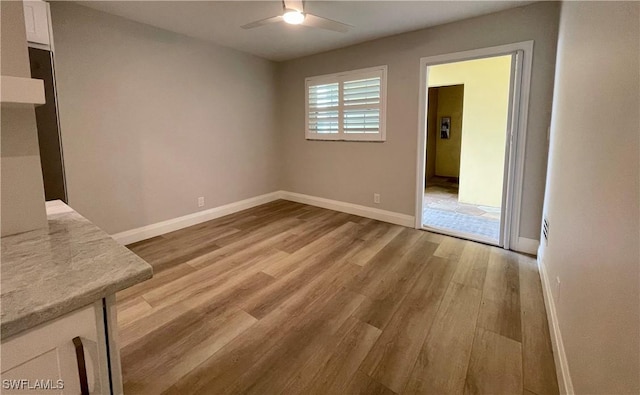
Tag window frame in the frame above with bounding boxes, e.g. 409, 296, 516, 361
305, 65, 388, 142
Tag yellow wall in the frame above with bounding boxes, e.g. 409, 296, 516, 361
428, 55, 511, 207
434, 85, 464, 177
425, 88, 438, 180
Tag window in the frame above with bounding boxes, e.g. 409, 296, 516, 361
305, 66, 387, 141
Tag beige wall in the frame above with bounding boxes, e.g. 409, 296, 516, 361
48, 2, 560, 241
428, 56, 512, 207
433, 85, 463, 178
277, 2, 560, 240
1, 0, 47, 236
50, 2, 281, 234
540, 2, 639, 393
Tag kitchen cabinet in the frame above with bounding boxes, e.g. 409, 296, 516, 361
1, 201, 153, 395
1, 302, 110, 394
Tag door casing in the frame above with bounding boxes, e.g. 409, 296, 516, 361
414, 41, 534, 250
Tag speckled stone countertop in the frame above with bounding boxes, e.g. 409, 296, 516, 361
1, 200, 153, 339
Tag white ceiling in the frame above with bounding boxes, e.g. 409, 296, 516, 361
77, 1, 533, 61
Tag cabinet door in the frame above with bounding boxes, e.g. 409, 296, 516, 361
23, 0, 50, 45
1, 302, 111, 394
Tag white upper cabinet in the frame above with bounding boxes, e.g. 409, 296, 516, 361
23, 0, 50, 45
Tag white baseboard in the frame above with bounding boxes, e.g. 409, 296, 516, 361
111, 191, 282, 245
111, 190, 537, 255
537, 252, 574, 394
279, 191, 415, 227
111, 190, 415, 245
515, 237, 540, 255
112, 189, 536, 248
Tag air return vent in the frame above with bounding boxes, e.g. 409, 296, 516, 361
542, 217, 549, 245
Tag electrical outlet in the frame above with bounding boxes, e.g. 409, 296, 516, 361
554, 276, 561, 302
373, 193, 381, 204
198, 197, 205, 207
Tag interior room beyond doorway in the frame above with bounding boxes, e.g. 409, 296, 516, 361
423, 54, 512, 244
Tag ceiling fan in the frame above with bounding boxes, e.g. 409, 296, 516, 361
241, 0, 351, 33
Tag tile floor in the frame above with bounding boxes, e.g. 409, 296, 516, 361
423, 178, 501, 241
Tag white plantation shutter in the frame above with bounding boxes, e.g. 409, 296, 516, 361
343, 77, 381, 106
344, 77, 381, 134
308, 83, 339, 134
344, 108, 380, 134
305, 66, 386, 141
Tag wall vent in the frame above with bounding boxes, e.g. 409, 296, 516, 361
542, 217, 549, 245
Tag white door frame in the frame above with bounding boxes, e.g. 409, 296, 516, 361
414, 41, 534, 249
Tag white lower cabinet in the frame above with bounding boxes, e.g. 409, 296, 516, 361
1, 301, 111, 394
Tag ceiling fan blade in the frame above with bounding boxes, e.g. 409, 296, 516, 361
283, 0, 304, 13
241, 15, 283, 30
302, 13, 351, 33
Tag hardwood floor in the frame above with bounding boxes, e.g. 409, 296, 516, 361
117, 200, 558, 395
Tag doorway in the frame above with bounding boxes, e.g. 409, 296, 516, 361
416, 42, 533, 249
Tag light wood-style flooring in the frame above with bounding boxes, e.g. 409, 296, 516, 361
117, 200, 558, 395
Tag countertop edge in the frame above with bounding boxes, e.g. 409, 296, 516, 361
1, 265, 152, 340
1, 200, 154, 340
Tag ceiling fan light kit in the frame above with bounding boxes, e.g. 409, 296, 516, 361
283, 9, 305, 25
241, 0, 352, 33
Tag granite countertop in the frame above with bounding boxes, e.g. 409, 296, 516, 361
1, 200, 153, 339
